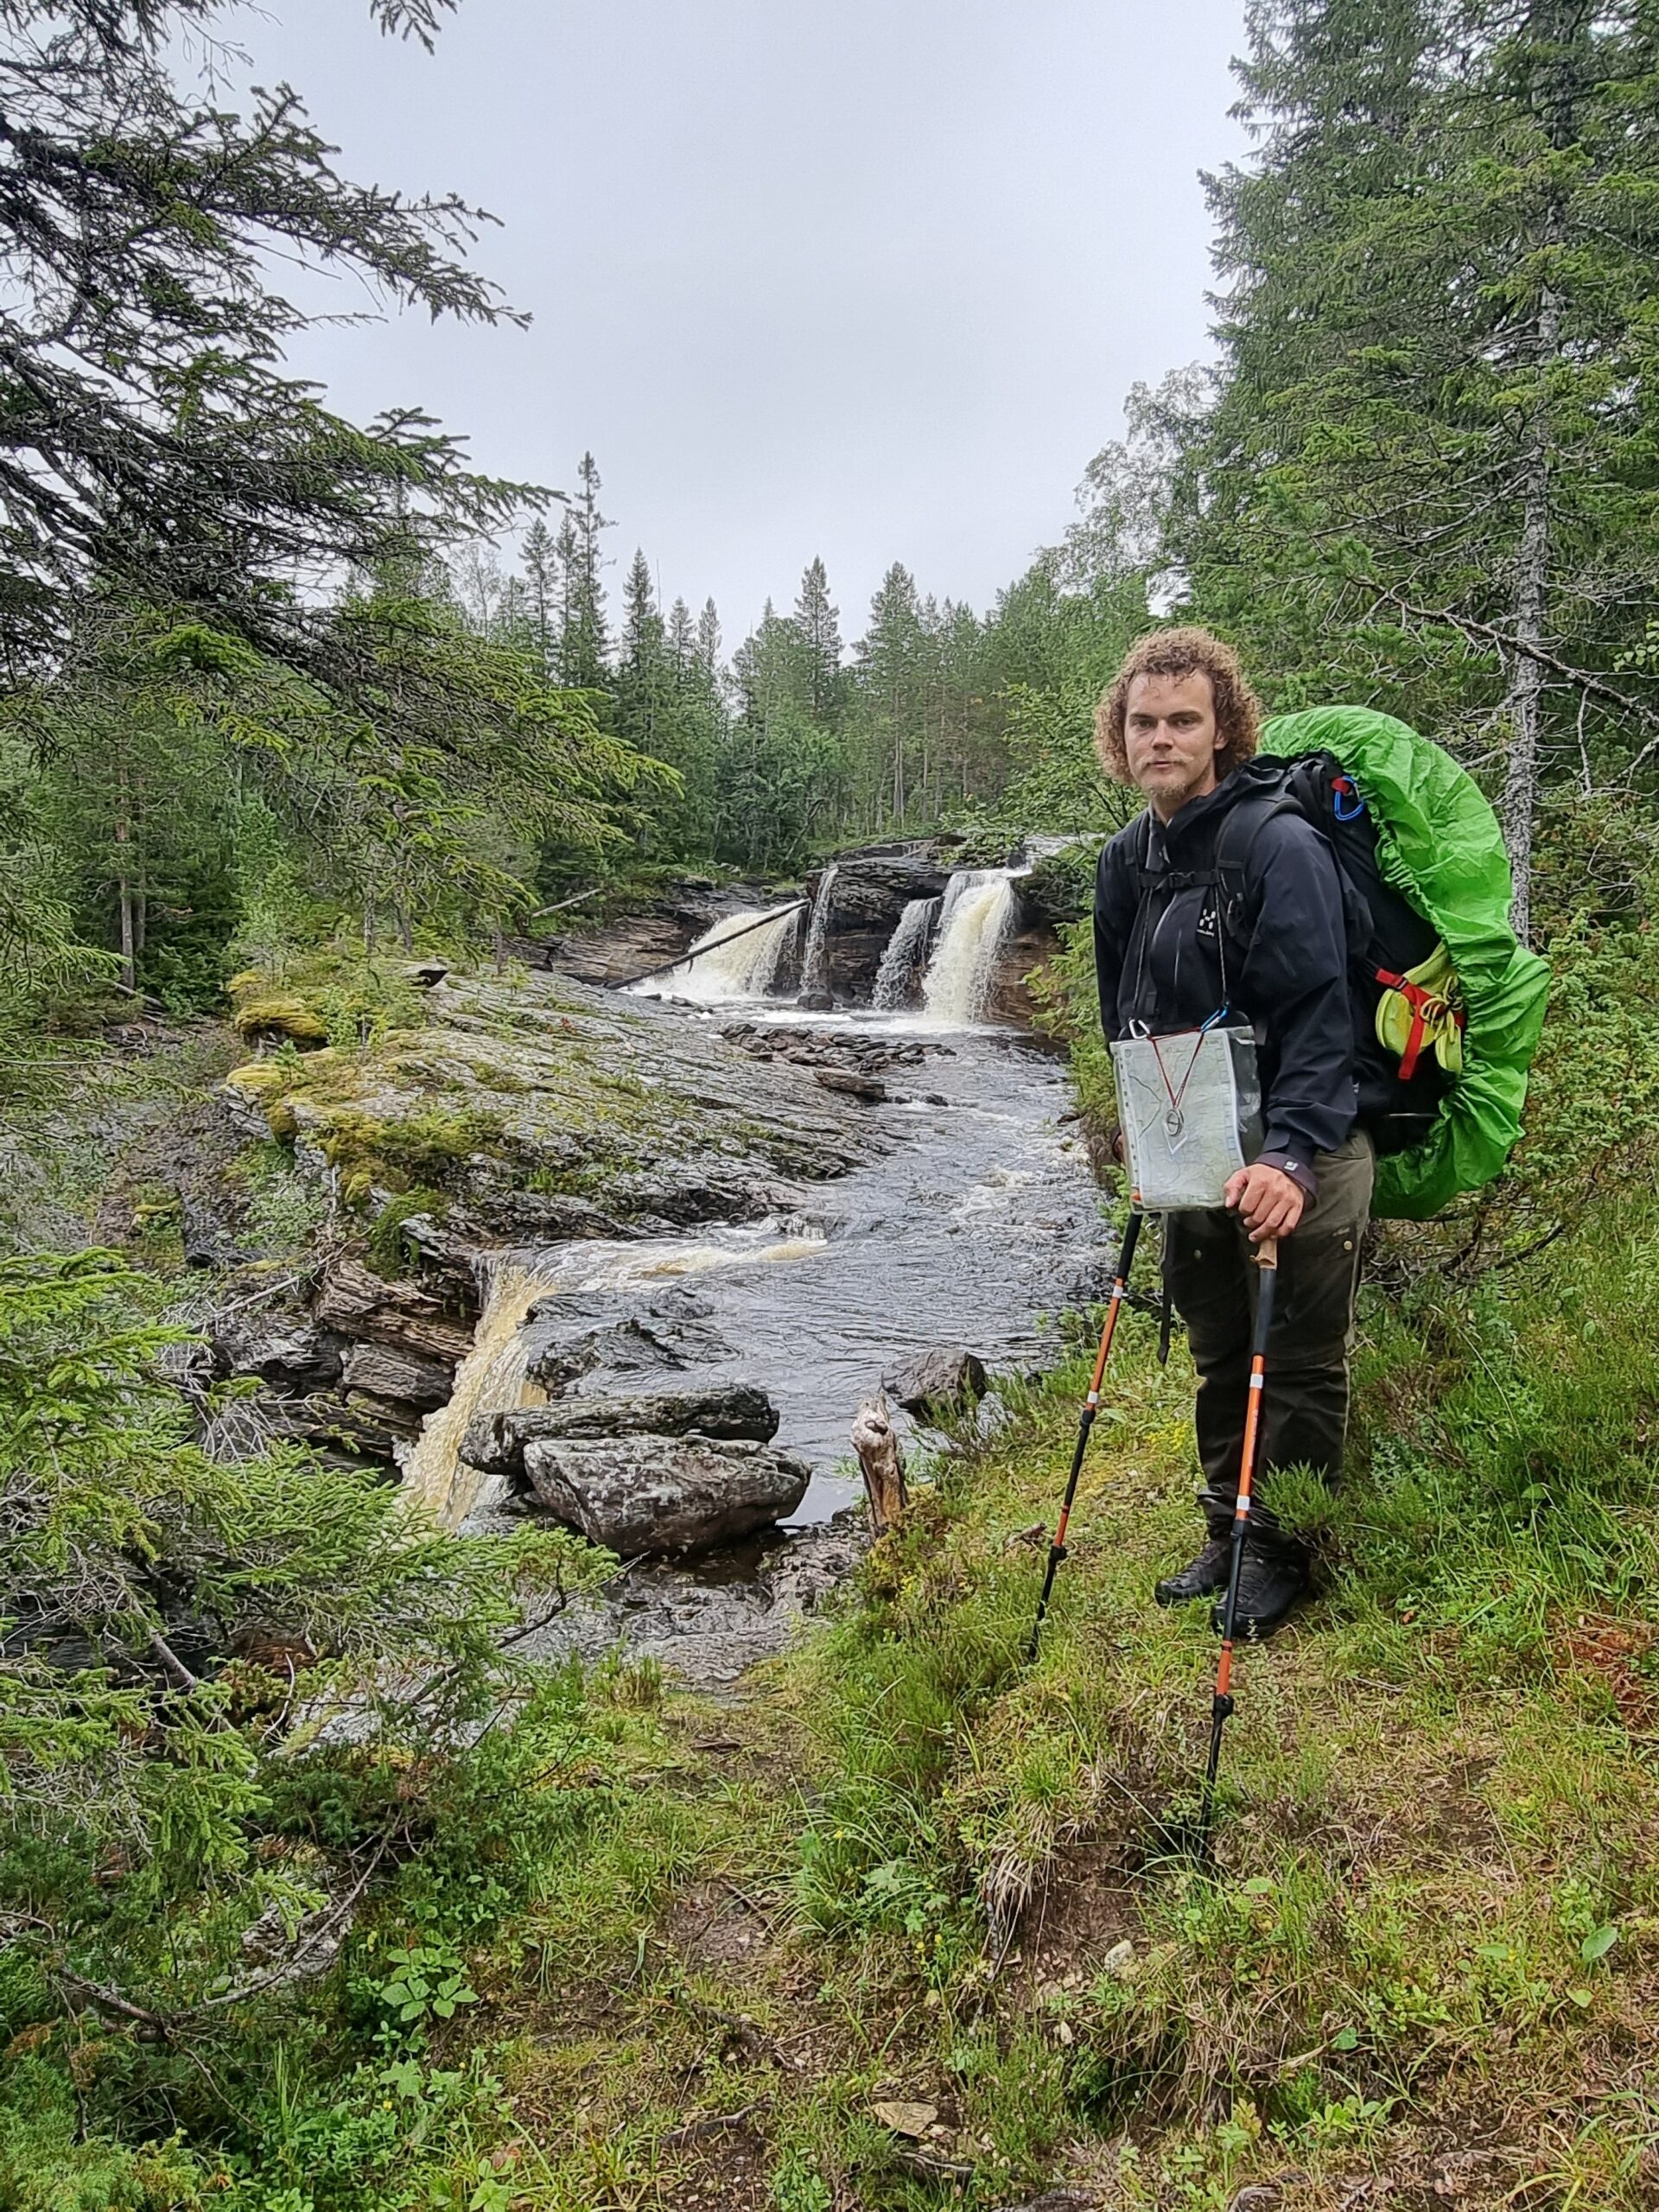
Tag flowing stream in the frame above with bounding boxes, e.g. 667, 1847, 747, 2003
404, 861, 1097, 1532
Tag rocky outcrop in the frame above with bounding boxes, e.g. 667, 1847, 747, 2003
804, 852, 951, 1001
340, 1340, 454, 1411
314, 1255, 475, 1367
462, 1383, 779, 1481
213, 1320, 346, 1396
522, 1434, 810, 1555
884, 1346, 988, 1415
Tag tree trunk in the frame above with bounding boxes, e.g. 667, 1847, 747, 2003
851, 1393, 907, 1535
114, 754, 136, 995
1503, 308, 1554, 946
1503, 0, 1591, 942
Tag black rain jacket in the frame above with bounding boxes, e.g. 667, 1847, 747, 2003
1093, 768, 1358, 1185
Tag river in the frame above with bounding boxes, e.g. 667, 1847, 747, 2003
405, 863, 1103, 1532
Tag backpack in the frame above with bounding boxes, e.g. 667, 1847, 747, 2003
1217, 707, 1549, 1221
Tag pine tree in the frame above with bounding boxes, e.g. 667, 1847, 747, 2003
794, 557, 846, 727
562, 452, 613, 688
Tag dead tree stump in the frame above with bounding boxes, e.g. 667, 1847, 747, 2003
851, 1392, 908, 1535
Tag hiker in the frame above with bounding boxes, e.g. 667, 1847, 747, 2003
1091, 628, 1373, 1641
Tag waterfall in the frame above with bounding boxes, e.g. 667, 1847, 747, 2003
921, 868, 1025, 1024
871, 896, 940, 1011
799, 865, 838, 995
628, 901, 802, 1006
402, 1254, 563, 1526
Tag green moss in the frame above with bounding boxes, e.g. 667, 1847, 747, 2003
318, 1103, 509, 1205
365, 1186, 450, 1278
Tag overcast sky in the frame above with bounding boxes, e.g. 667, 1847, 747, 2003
218, 0, 1249, 642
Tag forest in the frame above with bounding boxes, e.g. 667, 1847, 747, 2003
8, 2, 1659, 2209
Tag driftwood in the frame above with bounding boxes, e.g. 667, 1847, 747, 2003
851, 1392, 908, 1535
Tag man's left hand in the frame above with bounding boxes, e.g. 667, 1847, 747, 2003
1224, 1162, 1306, 1241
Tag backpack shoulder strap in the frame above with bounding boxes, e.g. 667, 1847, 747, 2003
1212, 788, 1303, 943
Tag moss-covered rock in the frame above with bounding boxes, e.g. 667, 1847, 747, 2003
230, 996, 329, 1046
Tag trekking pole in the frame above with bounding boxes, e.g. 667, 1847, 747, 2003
1198, 1235, 1279, 1848
1026, 1209, 1144, 1663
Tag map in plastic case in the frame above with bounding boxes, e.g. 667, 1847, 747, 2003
1110, 1026, 1263, 1211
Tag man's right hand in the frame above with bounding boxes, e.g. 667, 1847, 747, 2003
1224, 1161, 1305, 1241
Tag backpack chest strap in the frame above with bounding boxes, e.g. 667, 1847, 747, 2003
1136, 866, 1221, 895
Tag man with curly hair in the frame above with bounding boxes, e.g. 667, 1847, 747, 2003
1092, 627, 1373, 1640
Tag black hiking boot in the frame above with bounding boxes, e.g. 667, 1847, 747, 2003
1154, 1533, 1231, 1607
1210, 1541, 1308, 1643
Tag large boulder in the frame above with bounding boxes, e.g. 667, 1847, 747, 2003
462, 1383, 779, 1481
884, 1345, 988, 1416
522, 1435, 810, 1555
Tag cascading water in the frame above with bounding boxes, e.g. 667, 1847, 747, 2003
921, 868, 1027, 1024
628, 901, 802, 1007
799, 864, 838, 995
403, 1253, 566, 1526
403, 1223, 834, 1528
871, 895, 940, 1012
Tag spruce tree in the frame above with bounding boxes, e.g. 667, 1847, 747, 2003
1179, 0, 1659, 935
852, 563, 926, 828
521, 517, 559, 675
562, 453, 613, 689
0, 0, 524, 678
794, 557, 846, 727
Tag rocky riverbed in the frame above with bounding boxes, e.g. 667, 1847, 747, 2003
192, 880, 1106, 1688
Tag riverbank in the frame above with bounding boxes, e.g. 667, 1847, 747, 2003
9, 912, 1659, 2211
362, 1167, 1659, 2212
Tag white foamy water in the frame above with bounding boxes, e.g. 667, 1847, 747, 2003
627, 902, 802, 1007
799, 864, 838, 995
871, 895, 939, 1011
922, 868, 1027, 1024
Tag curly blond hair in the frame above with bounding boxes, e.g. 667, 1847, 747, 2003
1095, 626, 1262, 785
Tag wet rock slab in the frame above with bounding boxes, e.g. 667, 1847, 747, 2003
523, 1434, 811, 1555
508, 1518, 867, 1690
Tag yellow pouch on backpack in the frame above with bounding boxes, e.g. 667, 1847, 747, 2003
1375, 941, 1464, 1078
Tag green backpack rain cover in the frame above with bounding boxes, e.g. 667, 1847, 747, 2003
1259, 706, 1550, 1221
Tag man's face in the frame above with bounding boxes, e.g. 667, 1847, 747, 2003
1123, 671, 1224, 819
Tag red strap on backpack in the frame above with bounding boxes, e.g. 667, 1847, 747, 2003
1373, 966, 1466, 1082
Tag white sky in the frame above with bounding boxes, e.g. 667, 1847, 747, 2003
215, 0, 1250, 641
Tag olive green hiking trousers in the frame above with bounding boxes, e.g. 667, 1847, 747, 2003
1164, 1129, 1375, 1551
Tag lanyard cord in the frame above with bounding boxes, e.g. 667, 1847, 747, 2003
1147, 1006, 1231, 1128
